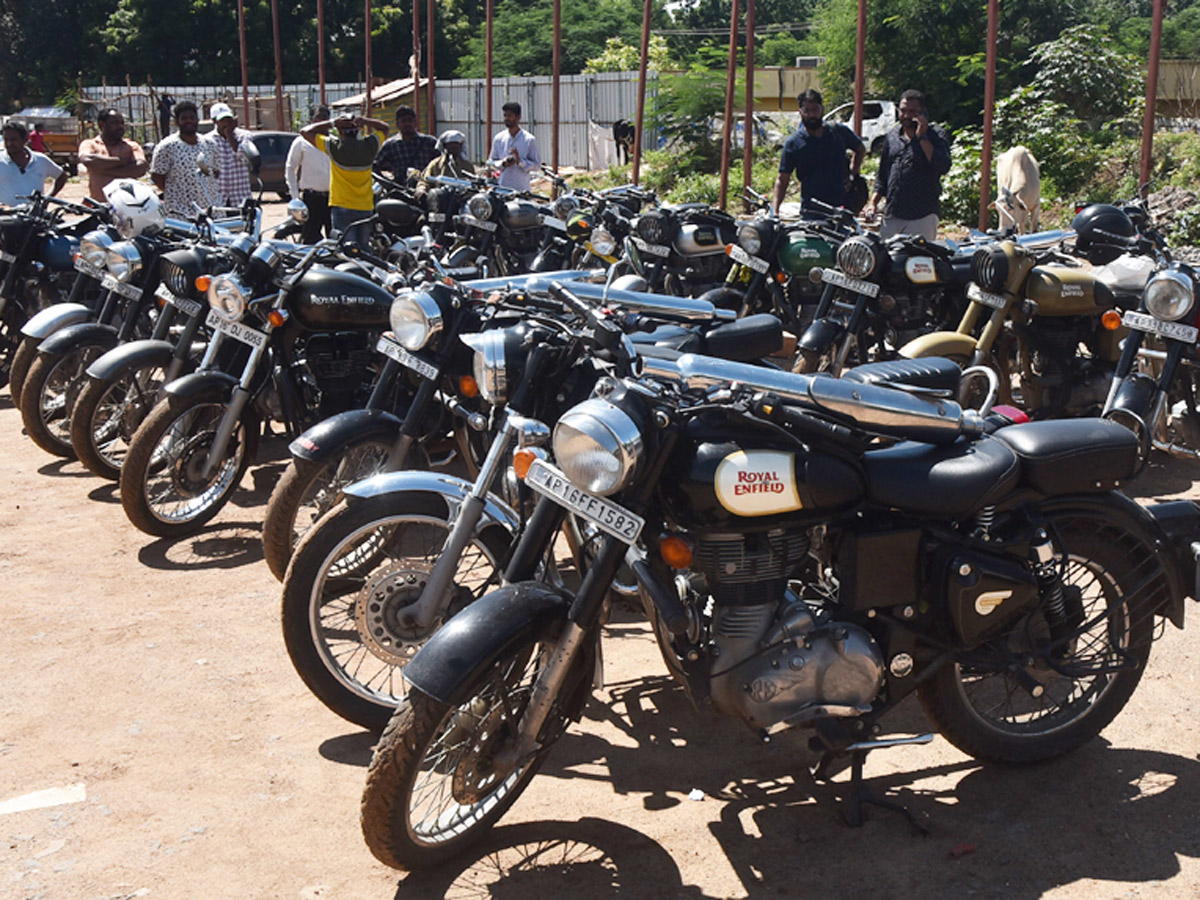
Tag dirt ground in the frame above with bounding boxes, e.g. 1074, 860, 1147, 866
3, 183, 1200, 899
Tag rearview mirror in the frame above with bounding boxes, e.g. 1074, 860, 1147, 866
196, 152, 212, 176
287, 198, 309, 223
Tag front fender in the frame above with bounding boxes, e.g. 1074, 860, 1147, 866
797, 317, 846, 353
344, 469, 521, 537
404, 581, 573, 706
37, 321, 118, 358
86, 339, 174, 382
288, 408, 404, 464
899, 331, 979, 361
164, 370, 239, 405
20, 302, 91, 339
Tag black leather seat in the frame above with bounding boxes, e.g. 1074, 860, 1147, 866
864, 436, 1020, 517
843, 357, 962, 395
993, 419, 1140, 493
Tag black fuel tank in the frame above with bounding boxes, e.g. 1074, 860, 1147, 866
288, 266, 393, 331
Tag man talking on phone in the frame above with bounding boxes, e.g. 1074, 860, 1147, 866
863, 89, 951, 240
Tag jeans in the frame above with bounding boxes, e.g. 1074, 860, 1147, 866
880, 212, 939, 241
330, 205, 374, 249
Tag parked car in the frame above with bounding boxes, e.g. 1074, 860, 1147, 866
247, 130, 298, 200
824, 100, 897, 155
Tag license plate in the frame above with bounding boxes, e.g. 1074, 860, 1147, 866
540, 215, 567, 232
728, 244, 770, 275
632, 237, 671, 258
376, 335, 439, 380
1123, 310, 1199, 343
74, 257, 105, 279
155, 283, 202, 318
427, 212, 446, 223
967, 283, 1009, 310
525, 459, 644, 543
101, 275, 143, 301
205, 309, 267, 348
0, 251, 16, 264
460, 216, 498, 232
821, 267, 879, 297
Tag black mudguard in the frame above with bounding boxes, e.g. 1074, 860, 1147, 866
164, 370, 239, 406
288, 407, 404, 464
530, 246, 567, 273
796, 317, 846, 354
37, 321, 119, 358
405, 582, 573, 707
85, 339, 173, 382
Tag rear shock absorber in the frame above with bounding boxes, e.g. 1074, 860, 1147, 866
1030, 528, 1074, 658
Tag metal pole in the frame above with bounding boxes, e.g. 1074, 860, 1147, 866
632, 0, 652, 184
979, 0, 998, 231
552, 0, 561, 189
413, 0, 421, 129
718, 0, 740, 210
486, 0, 494, 147
271, 0, 285, 129
853, 0, 866, 134
364, 0, 373, 116
317, 0, 327, 107
741, 0, 756, 195
1140, 0, 1165, 188
427, 0, 436, 132
237, 0, 251, 125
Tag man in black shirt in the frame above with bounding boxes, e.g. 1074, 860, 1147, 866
864, 89, 951, 240
374, 105, 438, 183
773, 89, 864, 214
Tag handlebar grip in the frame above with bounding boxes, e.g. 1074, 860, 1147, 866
548, 280, 591, 318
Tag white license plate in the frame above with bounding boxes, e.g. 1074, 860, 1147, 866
205, 309, 267, 348
0, 251, 16, 264
74, 257, 105, 279
155, 284, 202, 318
525, 459, 644, 543
460, 216, 498, 232
1123, 310, 1199, 343
427, 212, 446, 223
101, 275, 143, 301
728, 244, 770, 275
632, 237, 671, 258
540, 214, 567, 232
821, 267, 879, 297
376, 335, 439, 380
967, 283, 1009, 310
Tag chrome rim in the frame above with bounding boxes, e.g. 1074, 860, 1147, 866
90, 366, 166, 468
38, 347, 102, 445
290, 441, 391, 547
141, 402, 245, 524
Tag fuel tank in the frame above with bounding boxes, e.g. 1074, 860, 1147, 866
887, 253, 957, 287
675, 223, 728, 257
659, 413, 864, 530
503, 200, 543, 230
42, 234, 79, 270
1025, 265, 1115, 316
288, 266, 393, 331
777, 233, 834, 276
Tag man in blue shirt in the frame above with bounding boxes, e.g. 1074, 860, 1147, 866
772, 89, 864, 214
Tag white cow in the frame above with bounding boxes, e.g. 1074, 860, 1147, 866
994, 145, 1041, 234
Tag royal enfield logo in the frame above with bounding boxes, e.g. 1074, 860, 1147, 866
974, 590, 1013, 616
798, 248, 821, 259
714, 450, 802, 516
905, 257, 938, 284
1061, 284, 1084, 298
308, 294, 380, 305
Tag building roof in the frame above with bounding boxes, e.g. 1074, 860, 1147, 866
331, 77, 417, 109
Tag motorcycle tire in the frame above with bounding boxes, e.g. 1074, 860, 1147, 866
361, 627, 564, 870
791, 348, 823, 374
119, 395, 259, 538
262, 438, 394, 581
918, 512, 1155, 764
8, 335, 41, 407
19, 342, 107, 458
70, 364, 169, 481
280, 492, 511, 731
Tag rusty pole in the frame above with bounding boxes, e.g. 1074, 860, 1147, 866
853, 0, 865, 134
486, 0, 494, 148
978, 0, 998, 230
552, 0, 561, 190
364, 0, 373, 116
237, 0, 250, 125
741, 0, 756, 195
717, 0, 740, 210
427, 0, 436, 132
1140, 0, 1165, 188
317, 0, 327, 107
271, 0, 285, 129
412, 0, 421, 127
632, 0, 652, 184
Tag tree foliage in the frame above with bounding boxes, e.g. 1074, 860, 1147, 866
583, 35, 673, 74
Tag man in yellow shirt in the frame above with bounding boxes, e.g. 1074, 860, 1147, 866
300, 113, 390, 248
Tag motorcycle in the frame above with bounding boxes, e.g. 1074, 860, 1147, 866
443, 180, 549, 279
359, 316, 1199, 869
629, 202, 737, 297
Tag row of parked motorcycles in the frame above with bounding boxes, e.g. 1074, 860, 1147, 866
4, 161, 1200, 869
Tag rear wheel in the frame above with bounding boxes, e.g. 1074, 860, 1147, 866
70, 363, 168, 480
19, 342, 107, 458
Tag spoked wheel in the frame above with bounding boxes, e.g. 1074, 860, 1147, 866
70, 364, 168, 480
281, 492, 511, 730
119, 396, 259, 537
919, 515, 1158, 764
19, 342, 107, 458
791, 347, 825, 374
361, 626, 564, 870
262, 438, 394, 582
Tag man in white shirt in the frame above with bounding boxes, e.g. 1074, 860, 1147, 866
285, 107, 333, 243
0, 121, 66, 208
487, 101, 541, 192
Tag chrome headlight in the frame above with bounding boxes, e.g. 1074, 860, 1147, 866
553, 398, 644, 497
79, 230, 114, 268
1144, 268, 1195, 322
208, 274, 250, 322
389, 289, 444, 351
246, 244, 282, 286
468, 192, 493, 221
836, 236, 876, 279
635, 212, 669, 245
553, 195, 580, 221
590, 227, 617, 258
461, 330, 509, 404
738, 223, 765, 256
104, 242, 142, 282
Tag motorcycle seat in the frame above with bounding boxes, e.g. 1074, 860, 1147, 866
864, 436, 1020, 518
631, 324, 701, 353
992, 418, 1139, 494
843, 357, 960, 396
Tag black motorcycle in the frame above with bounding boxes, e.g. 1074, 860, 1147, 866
628, 202, 737, 297
442, 180, 549, 279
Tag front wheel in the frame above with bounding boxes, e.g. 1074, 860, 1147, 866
19, 342, 107, 458
791, 347, 824, 374
119, 395, 259, 537
8, 335, 41, 406
70, 363, 169, 480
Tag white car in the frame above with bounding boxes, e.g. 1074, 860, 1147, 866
824, 100, 898, 155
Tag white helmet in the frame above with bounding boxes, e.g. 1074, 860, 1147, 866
437, 130, 467, 154
104, 178, 166, 238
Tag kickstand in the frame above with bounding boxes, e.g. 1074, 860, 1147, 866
813, 733, 934, 835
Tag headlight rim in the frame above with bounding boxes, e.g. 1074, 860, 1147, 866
104, 241, 143, 283
207, 273, 250, 323
836, 235, 877, 279
389, 288, 445, 352
737, 222, 767, 256
552, 398, 644, 497
1144, 267, 1196, 322
468, 192, 493, 221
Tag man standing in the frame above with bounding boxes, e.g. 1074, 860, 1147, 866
208, 102, 254, 207
773, 89, 864, 213
285, 107, 332, 243
864, 89, 952, 240
374, 105, 437, 183
300, 112, 390, 248
487, 101, 541, 192
149, 100, 219, 217
28, 124, 46, 153
78, 108, 148, 202
0, 122, 66, 207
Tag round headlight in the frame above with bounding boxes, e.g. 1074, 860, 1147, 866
468, 192, 493, 221
389, 289, 444, 351
553, 195, 580, 221
553, 398, 644, 497
836, 236, 876, 279
636, 212, 668, 246
104, 242, 143, 282
590, 227, 617, 258
1144, 268, 1195, 322
738, 224, 764, 256
461, 330, 509, 404
208, 274, 249, 322
79, 230, 114, 268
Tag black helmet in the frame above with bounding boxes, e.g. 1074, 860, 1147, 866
1071, 203, 1135, 265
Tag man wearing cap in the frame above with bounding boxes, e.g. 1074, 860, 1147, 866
374, 105, 437, 184
416, 130, 470, 199
78, 108, 148, 202
286, 106, 332, 243
300, 112, 390, 248
208, 102, 254, 207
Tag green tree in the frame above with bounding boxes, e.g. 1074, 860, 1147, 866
583, 35, 673, 73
